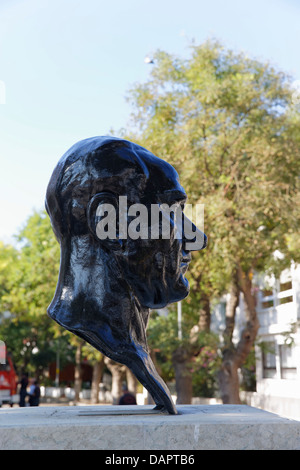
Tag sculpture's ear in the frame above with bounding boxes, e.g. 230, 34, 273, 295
87, 192, 123, 250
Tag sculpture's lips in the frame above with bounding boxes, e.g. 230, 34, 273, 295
180, 255, 192, 274
181, 255, 192, 264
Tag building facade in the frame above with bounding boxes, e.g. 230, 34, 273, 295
212, 262, 300, 420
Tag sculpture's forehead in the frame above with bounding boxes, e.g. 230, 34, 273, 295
136, 146, 186, 201
55, 136, 185, 201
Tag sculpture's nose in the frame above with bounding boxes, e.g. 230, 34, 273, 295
182, 213, 207, 251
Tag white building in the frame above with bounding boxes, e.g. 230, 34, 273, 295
211, 262, 300, 420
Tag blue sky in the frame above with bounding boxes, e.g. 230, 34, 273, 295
0, 0, 299, 243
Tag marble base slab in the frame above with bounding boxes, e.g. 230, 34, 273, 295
0, 404, 299, 450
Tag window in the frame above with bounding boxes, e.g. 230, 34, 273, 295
278, 278, 293, 305
263, 288, 273, 297
261, 288, 274, 309
0, 362, 11, 372
280, 345, 297, 379
262, 342, 277, 378
279, 281, 292, 292
279, 295, 293, 305
262, 300, 274, 309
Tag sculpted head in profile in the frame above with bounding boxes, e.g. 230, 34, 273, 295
46, 136, 206, 414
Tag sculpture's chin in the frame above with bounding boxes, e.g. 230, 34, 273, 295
135, 275, 190, 310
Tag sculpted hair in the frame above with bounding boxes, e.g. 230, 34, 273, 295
45, 137, 150, 239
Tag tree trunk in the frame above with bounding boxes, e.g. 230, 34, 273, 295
218, 267, 259, 404
90, 357, 105, 404
172, 346, 193, 404
74, 340, 83, 403
173, 295, 211, 404
126, 368, 138, 397
198, 294, 211, 332
218, 273, 241, 403
218, 352, 241, 404
104, 358, 126, 405
236, 266, 260, 368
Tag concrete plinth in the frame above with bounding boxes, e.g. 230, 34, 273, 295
0, 404, 299, 450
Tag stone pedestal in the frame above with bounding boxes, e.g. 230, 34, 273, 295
0, 404, 299, 450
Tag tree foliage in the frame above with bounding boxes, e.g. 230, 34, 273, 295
126, 40, 300, 279
124, 39, 300, 401
0, 211, 73, 377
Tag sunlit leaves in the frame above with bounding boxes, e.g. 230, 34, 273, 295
126, 39, 300, 285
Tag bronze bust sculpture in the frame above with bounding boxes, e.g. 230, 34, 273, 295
46, 136, 206, 414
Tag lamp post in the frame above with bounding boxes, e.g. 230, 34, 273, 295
55, 340, 60, 388
177, 301, 182, 340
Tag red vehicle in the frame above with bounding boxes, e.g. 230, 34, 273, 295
0, 352, 17, 407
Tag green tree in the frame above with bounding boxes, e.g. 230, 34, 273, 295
0, 241, 18, 310
148, 308, 221, 400
82, 342, 105, 404
124, 40, 300, 403
0, 211, 72, 379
